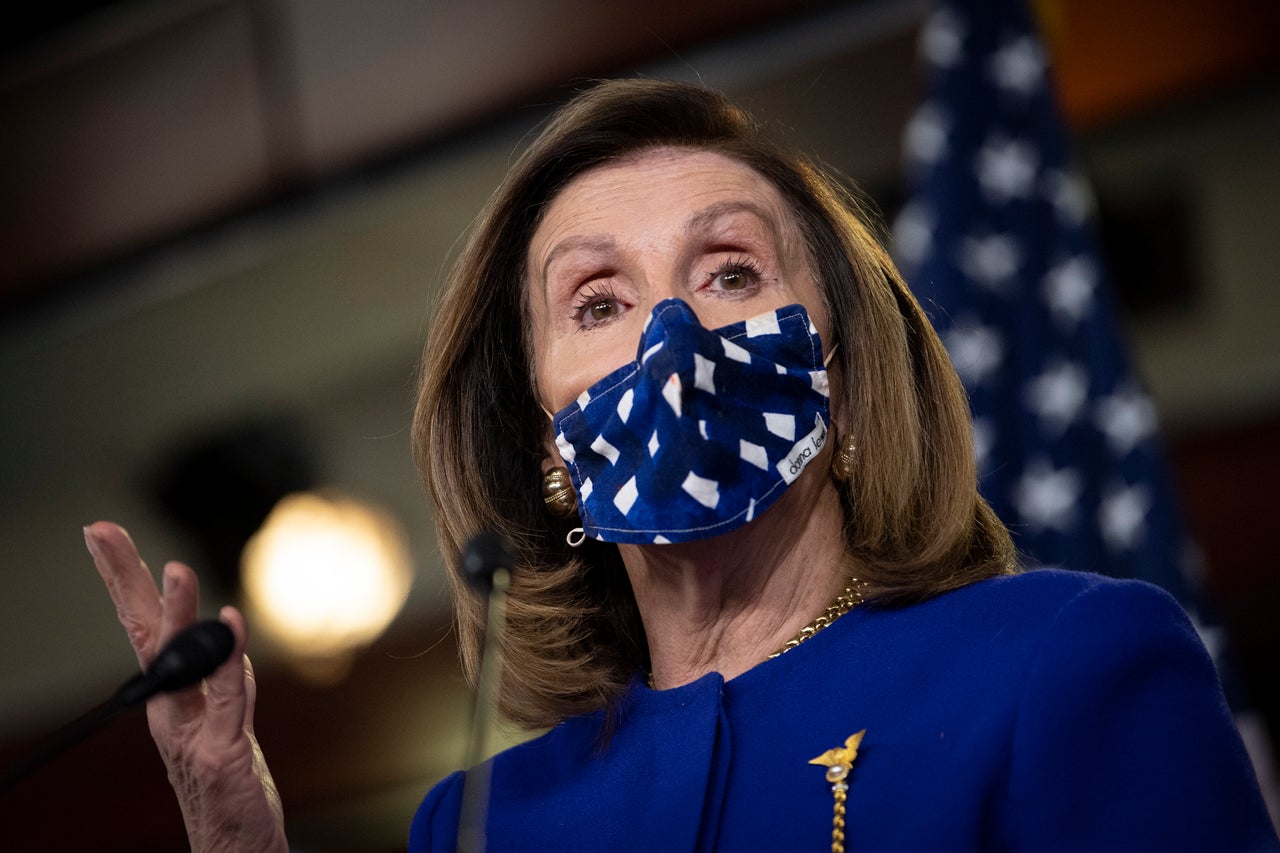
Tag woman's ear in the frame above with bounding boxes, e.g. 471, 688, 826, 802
539, 410, 561, 474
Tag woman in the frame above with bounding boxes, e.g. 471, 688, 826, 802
87, 79, 1277, 851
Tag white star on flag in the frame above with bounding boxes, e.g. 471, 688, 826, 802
1044, 169, 1093, 226
1013, 459, 1082, 532
957, 233, 1020, 291
1095, 386, 1158, 455
905, 103, 950, 167
972, 417, 996, 474
975, 134, 1038, 202
988, 35, 1045, 96
1043, 255, 1097, 328
944, 320, 1005, 385
894, 0, 1213, 683
892, 201, 934, 266
1099, 482, 1152, 551
1024, 360, 1089, 434
920, 6, 965, 68
1190, 613, 1228, 665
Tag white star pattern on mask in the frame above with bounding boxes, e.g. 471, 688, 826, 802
694, 353, 716, 393
721, 336, 751, 364
591, 434, 621, 465
617, 388, 635, 422
614, 475, 638, 514
554, 302, 828, 546
764, 412, 796, 441
663, 373, 683, 417
740, 439, 769, 471
682, 471, 721, 509
556, 432, 576, 464
745, 312, 782, 337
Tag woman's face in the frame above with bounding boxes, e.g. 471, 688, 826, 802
528, 148, 831, 415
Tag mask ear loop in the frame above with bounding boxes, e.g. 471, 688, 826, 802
823, 342, 839, 368
540, 402, 587, 548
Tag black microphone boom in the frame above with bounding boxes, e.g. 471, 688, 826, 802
1, 619, 235, 790
457, 530, 515, 853
116, 619, 235, 707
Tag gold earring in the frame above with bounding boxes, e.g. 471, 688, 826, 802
542, 466, 577, 517
832, 436, 857, 482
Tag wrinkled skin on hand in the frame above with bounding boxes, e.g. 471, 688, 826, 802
84, 521, 289, 853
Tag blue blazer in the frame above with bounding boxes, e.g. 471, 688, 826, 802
411, 569, 1279, 851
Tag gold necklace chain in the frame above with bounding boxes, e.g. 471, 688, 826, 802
768, 578, 864, 659
646, 578, 864, 688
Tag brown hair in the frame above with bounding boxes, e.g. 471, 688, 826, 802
412, 78, 1015, 729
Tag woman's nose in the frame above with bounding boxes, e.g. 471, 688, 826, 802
640, 274, 708, 327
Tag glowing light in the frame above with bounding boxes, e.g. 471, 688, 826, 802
242, 492, 413, 665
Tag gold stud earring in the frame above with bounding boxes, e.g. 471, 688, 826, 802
542, 466, 578, 517
832, 436, 857, 483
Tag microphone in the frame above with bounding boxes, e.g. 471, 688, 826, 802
1, 619, 235, 790
115, 619, 235, 707
457, 530, 515, 853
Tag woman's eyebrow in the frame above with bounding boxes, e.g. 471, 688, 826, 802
683, 200, 781, 242
540, 235, 617, 284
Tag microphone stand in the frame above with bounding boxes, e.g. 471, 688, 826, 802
456, 532, 514, 853
0, 619, 234, 792
0, 687, 135, 791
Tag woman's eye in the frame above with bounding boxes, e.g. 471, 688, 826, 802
710, 258, 763, 292
571, 285, 625, 329
583, 298, 619, 322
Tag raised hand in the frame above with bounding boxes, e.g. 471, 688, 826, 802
84, 521, 288, 853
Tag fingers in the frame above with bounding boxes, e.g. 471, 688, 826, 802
243, 649, 260, 736
85, 521, 163, 667
145, 559, 207, 720
88, 524, 256, 748
157, 561, 201, 648
202, 605, 252, 747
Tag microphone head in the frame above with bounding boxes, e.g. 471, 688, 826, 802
148, 619, 236, 692
460, 530, 513, 594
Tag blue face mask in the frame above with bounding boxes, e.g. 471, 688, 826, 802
551, 298, 832, 545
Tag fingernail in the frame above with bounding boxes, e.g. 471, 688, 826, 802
83, 526, 100, 555
162, 564, 176, 595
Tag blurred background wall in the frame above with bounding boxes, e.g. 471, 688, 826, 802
0, 0, 1276, 849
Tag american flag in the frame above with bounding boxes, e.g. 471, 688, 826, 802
892, 0, 1220, 651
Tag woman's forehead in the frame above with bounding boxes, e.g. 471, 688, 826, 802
528, 148, 800, 264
